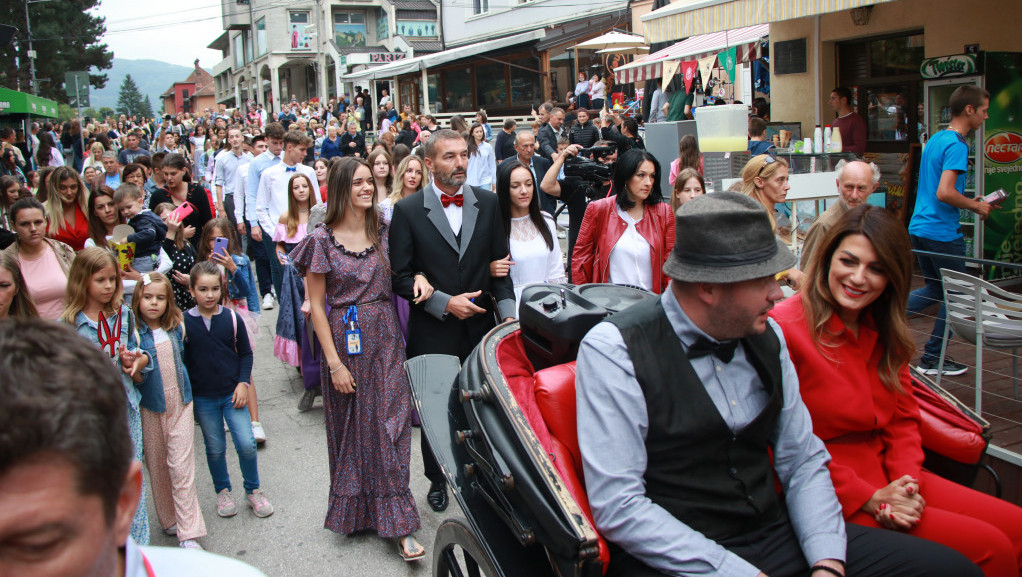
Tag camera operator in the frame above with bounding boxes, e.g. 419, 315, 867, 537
540, 140, 617, 280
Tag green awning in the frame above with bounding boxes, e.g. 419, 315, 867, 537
0, 87, 59, 118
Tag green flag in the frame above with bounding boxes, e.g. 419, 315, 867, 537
718, 46, 737, 85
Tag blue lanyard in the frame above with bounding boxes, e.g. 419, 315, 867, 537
342, 305, 359, 327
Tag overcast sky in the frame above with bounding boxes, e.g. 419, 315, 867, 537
94, 0, 225, 69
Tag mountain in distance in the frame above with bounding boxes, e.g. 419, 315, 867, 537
89, 58, 213, 111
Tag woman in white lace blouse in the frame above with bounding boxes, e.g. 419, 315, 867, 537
490, 161, 566, 310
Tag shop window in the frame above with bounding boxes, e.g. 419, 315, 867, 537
334, 12, 367, 48
442, 68, 473, 112
233, 34, 245, 68
397, 21, 437, 37
289, 11, 312, 50
837, 31, 924, 149
510, 56, 541, 106
376, 8, 389, 40
476, 63, 507, 110
255, 18, 267, 56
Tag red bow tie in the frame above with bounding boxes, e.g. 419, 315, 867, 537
440, 193, 464, 208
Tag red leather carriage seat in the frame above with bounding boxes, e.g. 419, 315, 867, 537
534, 362, 611, 573
493, 333, 610, 573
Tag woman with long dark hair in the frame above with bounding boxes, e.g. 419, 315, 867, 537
148, 153, 213, 249
290, 158, 428, 562
36, 132, 64, 168
0, 197, 75, 319
669, 134, 703, 186
490, 161, 564, 308
771, 205, 1022, 576
571, 149, 675, 293
466, 123, 496, 191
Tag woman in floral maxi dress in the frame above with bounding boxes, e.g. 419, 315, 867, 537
291, 158, 428, 561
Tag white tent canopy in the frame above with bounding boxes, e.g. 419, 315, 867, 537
571, 30, 647, 51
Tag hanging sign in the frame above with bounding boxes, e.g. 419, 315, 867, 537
662, 60, 681, 89
681, 60, 698, 93
717, 46, 737, 84
698, 55, 716, 91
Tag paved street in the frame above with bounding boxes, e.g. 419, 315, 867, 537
146, 306, 458, 576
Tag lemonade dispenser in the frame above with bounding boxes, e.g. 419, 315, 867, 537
694, 104, 750, 152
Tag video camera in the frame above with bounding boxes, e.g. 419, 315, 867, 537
563, 145, 616, 200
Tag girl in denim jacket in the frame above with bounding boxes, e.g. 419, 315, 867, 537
133, 272, 207, 549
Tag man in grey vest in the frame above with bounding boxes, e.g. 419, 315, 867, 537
576, 192, 980, 577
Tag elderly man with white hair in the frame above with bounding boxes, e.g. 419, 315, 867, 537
799, 159, 880, 270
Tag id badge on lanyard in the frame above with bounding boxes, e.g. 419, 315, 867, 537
343, 305, 363, 356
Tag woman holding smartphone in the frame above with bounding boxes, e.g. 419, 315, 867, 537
148, 153, 213, 250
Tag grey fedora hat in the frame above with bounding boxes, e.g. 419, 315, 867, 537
662, 191, 795, 283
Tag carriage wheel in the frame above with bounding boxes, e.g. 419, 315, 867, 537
433, 519, 500, 577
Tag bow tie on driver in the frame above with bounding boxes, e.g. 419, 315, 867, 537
440, 193, 464, 208
687, 337, 738, 363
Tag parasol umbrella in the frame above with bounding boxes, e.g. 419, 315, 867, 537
573, 31, 648, 51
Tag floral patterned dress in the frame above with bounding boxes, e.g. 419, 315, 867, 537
290, 222, 419, 538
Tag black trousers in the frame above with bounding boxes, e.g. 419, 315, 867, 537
606, 514, 982, 577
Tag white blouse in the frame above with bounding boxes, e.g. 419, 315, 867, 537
608, 205, 652, 291
509, 214, 566, 310
466, 141, 497, 189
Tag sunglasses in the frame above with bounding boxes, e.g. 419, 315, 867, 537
756, 155, 776, 178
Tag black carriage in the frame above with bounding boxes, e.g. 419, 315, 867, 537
405, 283, 996, 577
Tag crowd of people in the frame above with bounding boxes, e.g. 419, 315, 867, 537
1, 82, 1021, 577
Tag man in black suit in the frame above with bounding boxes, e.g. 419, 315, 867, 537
339, 121, 366, 158
390, 129, 516, 511
499, 131, 553, 215
537, 106, 566, 161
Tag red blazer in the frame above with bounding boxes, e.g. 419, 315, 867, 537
571, 197, 675, 294
770, 294, 923, 518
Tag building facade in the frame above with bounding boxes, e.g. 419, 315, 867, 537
161, 60, 216, 115
209, 0, 440, 114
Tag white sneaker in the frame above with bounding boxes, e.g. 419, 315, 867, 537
251, 421, 267, 444
179, 539, 203, 550
163, 524, 178, 536
262, 293, 275, 310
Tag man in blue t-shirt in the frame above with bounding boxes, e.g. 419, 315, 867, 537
907, 84, 993, 376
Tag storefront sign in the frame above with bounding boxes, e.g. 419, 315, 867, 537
985, 131, 1022, 164
920, 54, 977, 79
370, 52, 406, 63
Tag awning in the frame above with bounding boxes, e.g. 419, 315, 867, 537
0, 87, 59, 118
615, 23, 767, 84
640, 0, 896, 44
341, 29, 546, 81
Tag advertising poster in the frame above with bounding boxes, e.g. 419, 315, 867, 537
289, 12, 311, 50
981, 52, 1022, 274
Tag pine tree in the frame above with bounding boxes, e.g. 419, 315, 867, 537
141, 95, 154, 119
117, 75, 145, 117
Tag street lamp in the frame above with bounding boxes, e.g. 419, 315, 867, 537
22, 0, 57, 96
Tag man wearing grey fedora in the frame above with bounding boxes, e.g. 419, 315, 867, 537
575, 192, 981, 577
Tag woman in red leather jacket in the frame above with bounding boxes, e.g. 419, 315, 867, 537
571, 149, 674, 293
770, 205, 1022, 576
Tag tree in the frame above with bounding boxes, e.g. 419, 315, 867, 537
117, 75, 145, 117
0, 0, 112, 103
98, 106, 115, 120
141, 95, 154, 119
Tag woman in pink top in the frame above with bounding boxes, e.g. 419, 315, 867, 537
0, 197, 75, 319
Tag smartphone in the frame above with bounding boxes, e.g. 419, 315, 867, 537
170, 201, 195, 222
981, 188, 1008, 206
213, 236, 229, 257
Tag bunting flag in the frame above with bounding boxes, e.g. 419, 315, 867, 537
718, 46, 737, 85
662, 60, 681, 89
698, 55, 716, 90
681, 60, 698, 94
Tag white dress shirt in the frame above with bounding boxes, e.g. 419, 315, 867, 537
255, 161, 316, 233
435, 186, 463, 235
608, 205, 653, 290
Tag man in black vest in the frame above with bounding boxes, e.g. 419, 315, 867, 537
390, 129, 516, 512
576, 192, 980, 577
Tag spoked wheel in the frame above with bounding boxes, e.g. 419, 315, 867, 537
433, 519, 500, 577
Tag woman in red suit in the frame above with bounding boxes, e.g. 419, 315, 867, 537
771, 205, 1022, 576
571, 149, 674, 293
